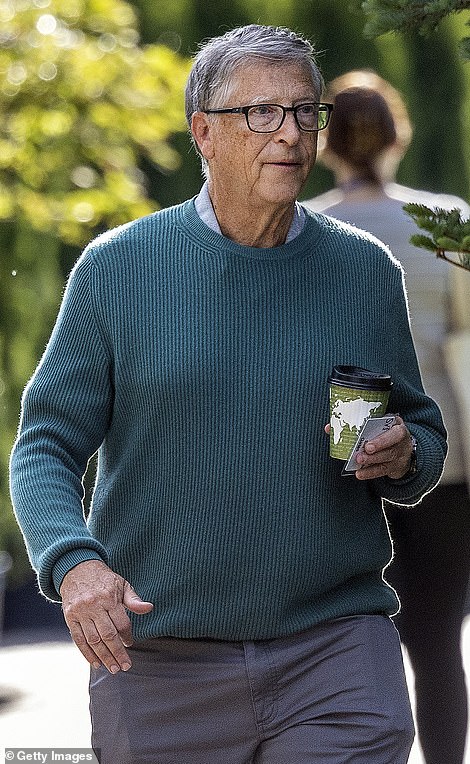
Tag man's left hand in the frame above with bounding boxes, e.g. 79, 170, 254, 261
353, 415, 415, 480
325, 416, 415, 480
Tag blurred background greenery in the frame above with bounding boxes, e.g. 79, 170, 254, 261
1, 0, 469, 584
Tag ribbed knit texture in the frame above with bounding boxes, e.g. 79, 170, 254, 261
10, 200, 447, 641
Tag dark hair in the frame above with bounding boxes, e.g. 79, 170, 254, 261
322, 71, 412, 186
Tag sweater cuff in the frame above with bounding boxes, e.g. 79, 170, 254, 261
374, 426, 446, 506
51, 549, 106, 600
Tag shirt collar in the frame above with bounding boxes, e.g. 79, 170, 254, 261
194, 181, 306, 243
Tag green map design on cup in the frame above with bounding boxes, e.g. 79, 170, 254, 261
329, 366, 393, 460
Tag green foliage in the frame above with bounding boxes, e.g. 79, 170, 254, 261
0, 0, 191, 245
400, 30, 468, 198
0, 0, 190, 581
404, 202, 470, 269
0, 223, 64, 581
460, 21, 470, 56
360, 0, 470, 55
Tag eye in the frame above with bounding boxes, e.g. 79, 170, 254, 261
297, 103, 316, 115
250, 104, 277, 116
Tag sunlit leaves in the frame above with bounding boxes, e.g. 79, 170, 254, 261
361, 0, 470, 47
404, 202, 470, 270
0, 0, 191, 244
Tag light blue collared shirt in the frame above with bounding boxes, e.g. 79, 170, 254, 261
194, 181, 306, 243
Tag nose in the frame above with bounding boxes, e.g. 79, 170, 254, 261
274, 110, 301, 144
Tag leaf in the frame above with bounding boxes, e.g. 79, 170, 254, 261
0, 0, 190, 243
402, 202, 434, 216
436, 236, 462, 251
409, 234, 438, 252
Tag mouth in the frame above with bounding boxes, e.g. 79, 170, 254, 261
268, 161, 301, 168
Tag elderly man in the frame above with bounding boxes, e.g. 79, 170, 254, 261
10, 24, 446, 764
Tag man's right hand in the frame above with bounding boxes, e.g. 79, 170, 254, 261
59, 560, 153, 674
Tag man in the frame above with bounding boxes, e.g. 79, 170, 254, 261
10, 25, 446, 764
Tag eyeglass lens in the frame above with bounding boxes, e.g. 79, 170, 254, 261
247, 104, 328, 132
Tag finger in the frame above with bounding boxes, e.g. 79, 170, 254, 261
67, 620, 104, 670
63, 597, 131, 671
356, 445, 398, 468
363, 424, 407, 454
67, 618, 132, 670
123, 583, 154, 614
355, 449, 410, 480
355, 462, 394, 481
88, 638, 130, 674
89, 614, 133, 672
66, 606, 133, 673
117, 584, 153, 647
108, 603, 136, 648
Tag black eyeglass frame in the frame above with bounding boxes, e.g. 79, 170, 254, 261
202, 102, 333, 133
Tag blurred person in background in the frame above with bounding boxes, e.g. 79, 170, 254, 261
306, 70, 470, 764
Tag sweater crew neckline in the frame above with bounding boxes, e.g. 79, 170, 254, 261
177, 198, 325, 262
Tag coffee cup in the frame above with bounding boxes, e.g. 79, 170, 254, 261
329, 365, 393, 460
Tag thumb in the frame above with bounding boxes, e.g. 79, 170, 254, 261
123, 582, 154, 614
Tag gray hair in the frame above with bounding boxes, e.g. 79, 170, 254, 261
185, 24, 324, 172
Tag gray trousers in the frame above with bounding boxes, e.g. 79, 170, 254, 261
89, 615, 414, 763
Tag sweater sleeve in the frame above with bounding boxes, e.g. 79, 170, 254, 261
372, 262, 447, 505
9, 251, 113, 601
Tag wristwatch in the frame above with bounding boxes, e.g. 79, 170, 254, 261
406, 435, 418, 476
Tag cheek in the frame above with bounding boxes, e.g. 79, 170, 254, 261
228, 138, 264, 178
306, 136, 318, 164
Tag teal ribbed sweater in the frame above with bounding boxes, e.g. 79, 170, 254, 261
10, 200, 446, 641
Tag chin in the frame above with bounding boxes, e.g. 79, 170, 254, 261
262, 187, 304, 206
262, 174, 307, 203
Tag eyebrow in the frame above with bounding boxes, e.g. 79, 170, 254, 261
235, 95, 319, 106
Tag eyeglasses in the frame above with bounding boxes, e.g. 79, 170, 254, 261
203, 102, 333, 133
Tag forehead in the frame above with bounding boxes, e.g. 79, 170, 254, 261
226, 60, 318, 103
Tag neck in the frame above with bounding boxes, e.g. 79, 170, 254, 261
340, 177, 382, 193
335, 165, 380, 189
328, 156, 398, 198
334, 169, 386, 201
208, 184, 295, 248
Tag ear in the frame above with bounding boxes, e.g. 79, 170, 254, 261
191, 111, 215, 160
